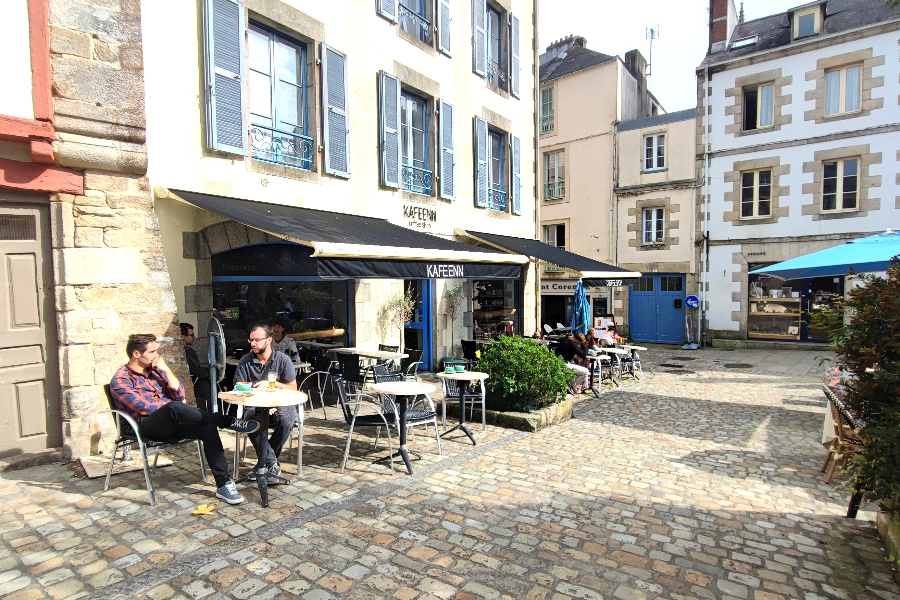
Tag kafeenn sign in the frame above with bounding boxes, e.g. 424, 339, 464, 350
403, 204, 437, 230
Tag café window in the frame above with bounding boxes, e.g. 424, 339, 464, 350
473, 279, 518, 338
749, 269, 843, 343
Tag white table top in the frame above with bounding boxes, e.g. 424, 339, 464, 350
296, 340, 343, 349
623, 345, 647, 351
370, 381, 436, 396
586, 354, 611, 361
334, 347, 408, 360
226, 357, 309, 368
598, 347, 629, 355
218, 389, 308, 408
436, 371, 489, 381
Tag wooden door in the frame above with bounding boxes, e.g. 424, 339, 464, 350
0, 202, 60, 456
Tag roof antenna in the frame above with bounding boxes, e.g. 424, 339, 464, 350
645, 25, 659, 76
739, 2, 745, 23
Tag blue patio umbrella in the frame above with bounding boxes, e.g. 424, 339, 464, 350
570, 281, 590, 334
750, 230, 900, 280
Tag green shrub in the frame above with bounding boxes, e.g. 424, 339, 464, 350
835, 262, 900, 508
477, 336, 570, 412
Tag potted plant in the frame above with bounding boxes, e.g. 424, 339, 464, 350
443, 283, 466, 357
476, 336, 570, 412
377, 287, 417, 346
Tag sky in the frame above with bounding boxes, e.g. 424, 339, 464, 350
538, 0, 805, 111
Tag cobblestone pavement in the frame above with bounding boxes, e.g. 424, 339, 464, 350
2, 347, 898, 600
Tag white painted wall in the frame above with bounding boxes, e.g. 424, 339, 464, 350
0, 0, 35, 120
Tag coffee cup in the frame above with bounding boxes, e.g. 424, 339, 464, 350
234, 382, 252, 392
454, 365, 465, 372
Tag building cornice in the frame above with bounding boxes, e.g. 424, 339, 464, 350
614, 178, 698, 196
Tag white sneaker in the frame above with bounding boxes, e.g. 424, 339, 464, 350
215, 481, 244, 505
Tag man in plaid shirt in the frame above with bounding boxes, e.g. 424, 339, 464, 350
110, 333, 260, 504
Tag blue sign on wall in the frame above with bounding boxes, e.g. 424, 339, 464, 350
685, 295, 700, 309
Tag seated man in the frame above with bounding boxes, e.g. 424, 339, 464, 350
234, 323, 297, 483
553, 333, 590, 394
271, 317, 300, 361
110, 333, 260, 504
180, 322, 212, 412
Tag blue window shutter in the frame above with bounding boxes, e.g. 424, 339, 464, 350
379, 71, 401, 188
474, 116, 488, 207
322, 44, 350, 178
202, 0, 247, 154
511, 135, 521, 215
377, 0, 398, 22
472, 0, 486, 77
510, 14, 520, 98
439, 100, 454, 200
438, 0, 452, 56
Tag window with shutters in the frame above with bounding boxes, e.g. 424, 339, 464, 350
473, 0, 518, 96
543, 150, 564, 200
543, 223, 565, 249
400, 91, 432, 195
486, 5, 507, 91
487, 128, 506, 211
248, 24, 312, 171
540, 87, 554, 133
398, 0, 432, 45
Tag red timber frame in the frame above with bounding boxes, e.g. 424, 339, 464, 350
0, 0, 82, 194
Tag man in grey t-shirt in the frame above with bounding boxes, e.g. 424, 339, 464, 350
234, 323, 297, 483
271, 317, 300, 361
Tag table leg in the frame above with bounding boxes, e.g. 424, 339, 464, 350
588, 359, 600, 399
254, 409, 270, 507
398, 395, 412, 474
441, 381, 475, 445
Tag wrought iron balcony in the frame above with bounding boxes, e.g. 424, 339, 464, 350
540, 114, 554, 133
250, 124, 313, 171
398, 4, 432, 44
402, 164, 433, 195
544, 180, 565, 200
486, 186, 507, 211
487, 63, 507, 87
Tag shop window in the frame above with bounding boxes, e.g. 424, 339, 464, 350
643, 134, 665, 171
473, 279, 518, 338
544, 150, 564, 199
540, 87, 554, 133
743, 84, 774, 131
642, 207, 664, 245
248, 24, 312, 170
748, 270, 842, 342
740, 169, 772, 218
823, 158, 859, 212
825, 65, 861, 116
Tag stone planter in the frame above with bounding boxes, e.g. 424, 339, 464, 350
876, 505, 900, 567
442, 397, 574, 433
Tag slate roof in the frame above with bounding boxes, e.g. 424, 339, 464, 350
701, 0, 900, 67
539, 45, 616, 84
617, 108, 697, 132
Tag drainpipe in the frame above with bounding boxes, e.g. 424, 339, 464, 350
699, 64, 711, 347
611, 120, 619, 328
533, 0, 541, 333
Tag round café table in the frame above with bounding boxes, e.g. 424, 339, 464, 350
369, 380, 436, 475
435, 371, 489, 446
217, 388, 308, 507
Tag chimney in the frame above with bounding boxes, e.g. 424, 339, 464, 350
709, 0, 738, 54
539, 34, 587, 65
624, 49, 653, 118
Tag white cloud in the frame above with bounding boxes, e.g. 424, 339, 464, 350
538, 0, 805, 112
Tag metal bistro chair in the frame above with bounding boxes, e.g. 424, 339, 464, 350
400, 349, 424, 381
619, 348, 642, 380
337, 352, 366, 393
101, 384, 207, 506
821, 385, 865, 484
334, 375, 397, 474
297, 355, 339, 419
439, 374, 487, 432
372, 371, 443, 453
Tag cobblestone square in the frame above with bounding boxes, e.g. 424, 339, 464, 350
1, 347, 897, 600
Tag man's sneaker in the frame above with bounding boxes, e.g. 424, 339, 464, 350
215, 481, 244, 505
227, 419, 260, 435
266, 462, 282, 485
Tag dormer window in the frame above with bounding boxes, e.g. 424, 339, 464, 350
794, 7, 820, 39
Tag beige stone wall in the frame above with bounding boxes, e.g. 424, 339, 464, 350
801, 144, 882, 220
804, 48, 885, 124
50, 0, 187, 458
722, 157, 790, 226
723, 69, 792, 137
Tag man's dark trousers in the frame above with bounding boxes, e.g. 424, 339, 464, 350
245, 407, 297, 467
138, 402, 231, 487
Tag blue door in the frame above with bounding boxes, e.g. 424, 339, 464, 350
404, 280, 433, 371
628, 274, 685, 344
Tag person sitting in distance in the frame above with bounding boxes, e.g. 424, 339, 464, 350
554, 332, 590, 394
109, 333, 260, 504
271, 317, 300, 361
180, 322, 212, 412
233, 323, 298, 484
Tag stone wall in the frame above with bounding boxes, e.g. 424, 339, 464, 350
49, 0, 186, 457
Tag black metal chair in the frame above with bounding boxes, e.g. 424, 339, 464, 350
461, 340, 479, 363
297, 355, 338, 419
101, 384, 207, 506
400, 349, 424, 381
334, 376, 397, 474
372, 372, 442, 453
337, 353, 365, 393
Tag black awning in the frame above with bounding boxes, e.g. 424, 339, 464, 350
164, 188, 527, 279
462, 230, 641, 285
